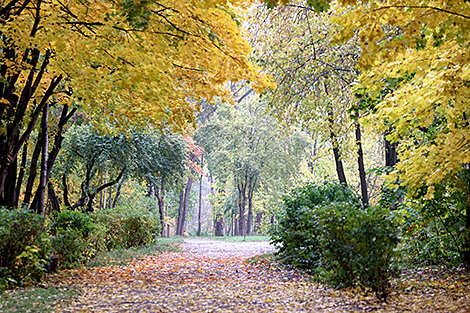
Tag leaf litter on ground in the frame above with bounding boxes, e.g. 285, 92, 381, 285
43, 245, 470, 313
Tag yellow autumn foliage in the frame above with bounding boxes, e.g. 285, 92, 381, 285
330, 0, 470, 193
0, 0, 275, 132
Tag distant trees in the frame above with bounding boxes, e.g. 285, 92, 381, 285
200, 97, 309, 236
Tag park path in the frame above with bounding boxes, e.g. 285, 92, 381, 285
60, 239, 470, 312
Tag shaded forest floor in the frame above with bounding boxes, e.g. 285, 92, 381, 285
3, 239, 470, 312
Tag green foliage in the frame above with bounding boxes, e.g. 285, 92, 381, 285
0, 208, 50, 288
50, 206, 161, 268
94, 206, 161, 249
49, 209, 103, 269
314, 203, 400, 300
271, 182, 361, 269
399, 179, 468, 268
271, 182, 400, 300
50, 209, 95, 238
51, 227, 89, 269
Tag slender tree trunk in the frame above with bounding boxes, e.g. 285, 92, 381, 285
324, 82, 347, 185
329, 114, 347, 185
62, 175, 71, 208
35, 102, 49, 215
385, 127, 398, 167
182, 176, 193, 235
246, 175, 257, 235
156, 177, 167, 237
237, 177, 247, 237
48, 183, 60, 213
176, 188, 184, 235
197, 155, 205, 236
23, 132, 42, 205
355, 117, 369, 207
15, 140, 28, 208
463, 163, 470, 269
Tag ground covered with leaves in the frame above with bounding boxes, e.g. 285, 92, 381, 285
3, 239, 470, 312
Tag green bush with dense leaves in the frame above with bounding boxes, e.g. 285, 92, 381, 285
0, 208, 50, 288
50, 206, 161, 269
270, 182, 361, 269
94, 206, 161, 249
314, 203, 400, 300
271, 182, 400, 300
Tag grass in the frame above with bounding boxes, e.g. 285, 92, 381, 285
87, 237, 183, 268
0, 286, 77, 313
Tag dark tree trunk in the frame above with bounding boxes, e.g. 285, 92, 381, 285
182, 176, 193, 234
23, 132, 43, 205
237, 176, 247, 237
84, 166, 126, 213
197, 173, 203, 236
0, 72, 62, 197
15, 140, 28, 208
329, 115, 347, 186
176, 188, 185, 235
214, 214, 224, 236
385, 127, 398, 167
62, 175, 71, 208
463, 163, 470, 269
112, 175, 125, 208
48, 183, 60, 214
156, 176, 167, 237
246, 175, 257, 235
36, 102, 49, 215
355, 118, 369, 207
324, 82, 347, 186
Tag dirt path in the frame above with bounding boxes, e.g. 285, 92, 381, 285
61, 240, 470, 312
181, 238, 277, 257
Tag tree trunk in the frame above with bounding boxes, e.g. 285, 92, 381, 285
463, 163, 470, 269
36, 102, 49, 215
48, 183, 60, 214
23, 132, 43, 205
156, 177, 167, 237
182, 176, 193, 235
15, 140, 28, 208
197, 173, 203, 236
355, 118, 369, 207
324, 82, 347, 186
246, 175, 257, 235
214, 214, 224, 236
176, 188, 185, 235
237, 179, 247, 237
385, 127, 398, 167
329, 114, 347, 185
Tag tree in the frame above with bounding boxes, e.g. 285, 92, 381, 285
200, 97, 309, 236
250, 3, 372, 206
0, 0, 275, 210
315, 0, 470, 267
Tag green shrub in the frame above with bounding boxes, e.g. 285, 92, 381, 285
315, 203, 400, 300
270, 182, 361, 269
49, 209, 106, 269
94, 206, 161, 249
49, 209, 95, 238
50, 227, 88, 269
399, 189, 466, 268
271, 182, 400, 300
0, 208, 50, 288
